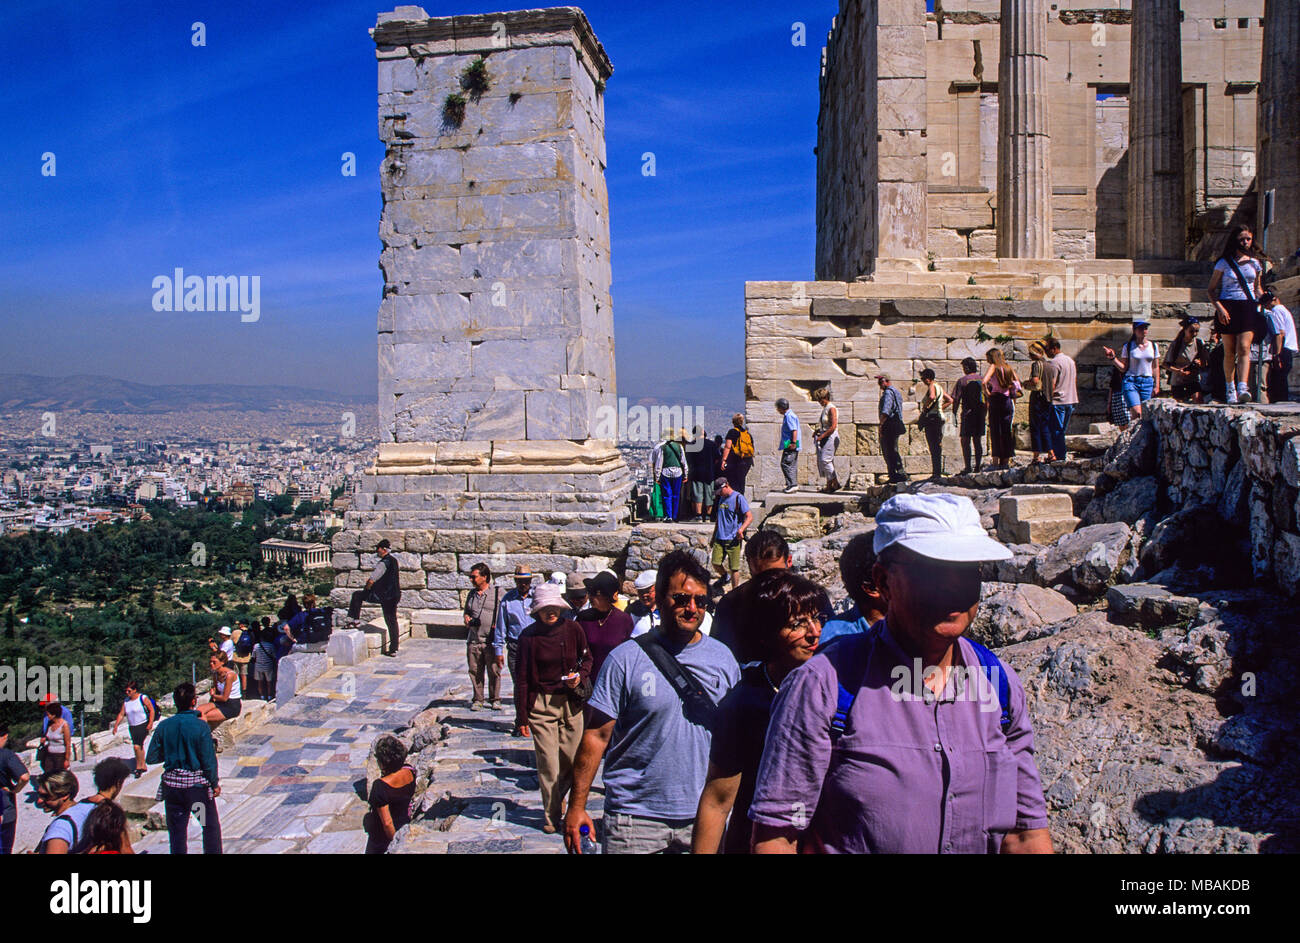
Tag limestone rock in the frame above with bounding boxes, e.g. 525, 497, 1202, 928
1081, 475, 1158, 526
1105, 583, 1202, 630
763, 506, 822, 541
969, 582, 1078, 648
275, 652, 329, 704
1034, 522, 1133, 594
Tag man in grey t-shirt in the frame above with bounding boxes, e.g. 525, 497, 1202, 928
565, 550, 739, 854
1043, 338, 1078, 463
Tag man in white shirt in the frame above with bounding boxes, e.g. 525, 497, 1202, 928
1263, 291, 1297, 404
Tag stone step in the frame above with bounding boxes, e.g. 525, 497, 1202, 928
999, 492, 1075, 526
1005, 516, 1080, 545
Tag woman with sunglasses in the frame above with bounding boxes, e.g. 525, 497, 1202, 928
693, 569, 829, 854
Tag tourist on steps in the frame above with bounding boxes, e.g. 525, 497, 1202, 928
813, 387, 841, 492
516, 583, 592, 834
39, 701, 72, 775
775, 399, 802, 492
1044, 338, 1078, 463
750, 493, 1052, 854
111, 681, 156, 778
1263, 291, 1297, 404
1025, 340, 1055, 463
1207, 225, 1267, 404
684, 425, 720, 522
0, 725, 30, 855
36, 758, 133, 854
464, 563, 503, 712
494, 564, 536, 737
917, 368, 951, 480
565, 550, 739, 854
365, 735, 416, 854
573, 571, 634, 692
982, 348, 1021, 469
719, 413, 755, 496
711, 529, 791, 665
653, 430, 686, 521
952, 357, 987, 474
693, 569, 827, 854
146, 682, 223, 854
346, 538, 403, 656
1103, 320, 1160, 422
710, 477, 752, 595
876, 374, 907, 483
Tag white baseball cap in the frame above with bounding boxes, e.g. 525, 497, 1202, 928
633, 570, 657, 591
873, 493, 1011, 562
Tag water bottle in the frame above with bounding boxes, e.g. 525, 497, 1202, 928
579, 823, 600, 855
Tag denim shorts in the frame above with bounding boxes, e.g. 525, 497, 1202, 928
1122, 374, 1154, 409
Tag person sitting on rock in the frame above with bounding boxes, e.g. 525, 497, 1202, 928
365, 735, 416, 854
751, 492, 1052, 854
196, 651, 242, 744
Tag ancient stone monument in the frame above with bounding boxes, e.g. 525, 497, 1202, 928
333, 6, 632, 634
747, 0, 1300, 499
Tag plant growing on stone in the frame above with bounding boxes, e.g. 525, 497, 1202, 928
967, 275, 976, 285
974, 323, 993, 342
442, 93, 467, 128
460, 57, 490, 101
595, 77, 606, 94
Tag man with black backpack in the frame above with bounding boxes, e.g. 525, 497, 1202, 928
750, 493, 1052, 854
346, 539, 403, 656
564, 549, 739, 854
284, 593, 333, 648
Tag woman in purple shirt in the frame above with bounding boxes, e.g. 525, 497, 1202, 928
750, 493, 1053, 854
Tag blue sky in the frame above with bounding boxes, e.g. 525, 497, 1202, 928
0, 0, 854, 397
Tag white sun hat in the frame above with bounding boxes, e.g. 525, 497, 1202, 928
873, 493, 1011, 562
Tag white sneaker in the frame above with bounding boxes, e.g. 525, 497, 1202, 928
1226, 388, 1238, 404
1236, 383, 1252, 403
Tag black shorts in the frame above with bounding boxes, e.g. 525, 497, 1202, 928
216, 698, 242, 720
128, 722, 149, 746
959, 410, 986, 438
1216, 299, 1261, 337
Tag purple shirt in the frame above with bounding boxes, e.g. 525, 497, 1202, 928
749, 621, 1048, 853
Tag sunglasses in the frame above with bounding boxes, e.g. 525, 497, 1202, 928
669, 592, 709, 610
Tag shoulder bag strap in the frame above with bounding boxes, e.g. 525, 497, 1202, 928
634, 633, 712, 705
1225, 257, 1257, 303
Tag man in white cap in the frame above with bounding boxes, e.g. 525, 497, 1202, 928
212, 627, 235, 662
751, 493, 1052, 854
627, 571, 657, 623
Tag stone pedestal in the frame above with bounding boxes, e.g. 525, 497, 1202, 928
1259, 0, 1300, 273
336, 7, 634, 623
1127, 0, 1184, 260
996, 0, 1052, 258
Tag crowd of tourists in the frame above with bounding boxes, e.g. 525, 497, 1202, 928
456, 492, 1053, 854
650, 417, 756, 521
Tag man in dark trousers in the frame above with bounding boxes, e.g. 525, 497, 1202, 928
146, 682, 222, 854
347, 538, 403, 656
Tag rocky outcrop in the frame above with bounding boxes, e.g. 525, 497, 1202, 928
969, 582, 1078, 648
1003, 602, 1299, 854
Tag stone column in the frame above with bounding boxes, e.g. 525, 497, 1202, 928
358, 6, 629, 531
1258, 0, 1300, 271
996, 0, 1053, 258
1127, 0, 1185, 260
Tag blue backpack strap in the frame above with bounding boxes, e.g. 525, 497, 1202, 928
826, 631, 875, 740
965, 639, 1011, 733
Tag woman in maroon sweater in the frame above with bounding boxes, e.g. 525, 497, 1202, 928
575, 571, 635, 683
516, 583, 593, 834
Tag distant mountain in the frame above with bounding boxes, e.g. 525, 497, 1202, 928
618, 371, 744, 416
0, 374, 370, 413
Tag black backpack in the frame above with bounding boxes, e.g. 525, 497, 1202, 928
961, 377, 986, 412
301, 608, 333, 643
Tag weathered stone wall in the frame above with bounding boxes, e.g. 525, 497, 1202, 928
744, 275, 1213, 500
330, 525, 627, 632
819, 0, 1265, 270
815, 0, 877, 280
1145, 400, 1300, 597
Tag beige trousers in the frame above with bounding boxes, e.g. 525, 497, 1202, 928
528, 690, 585, 829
